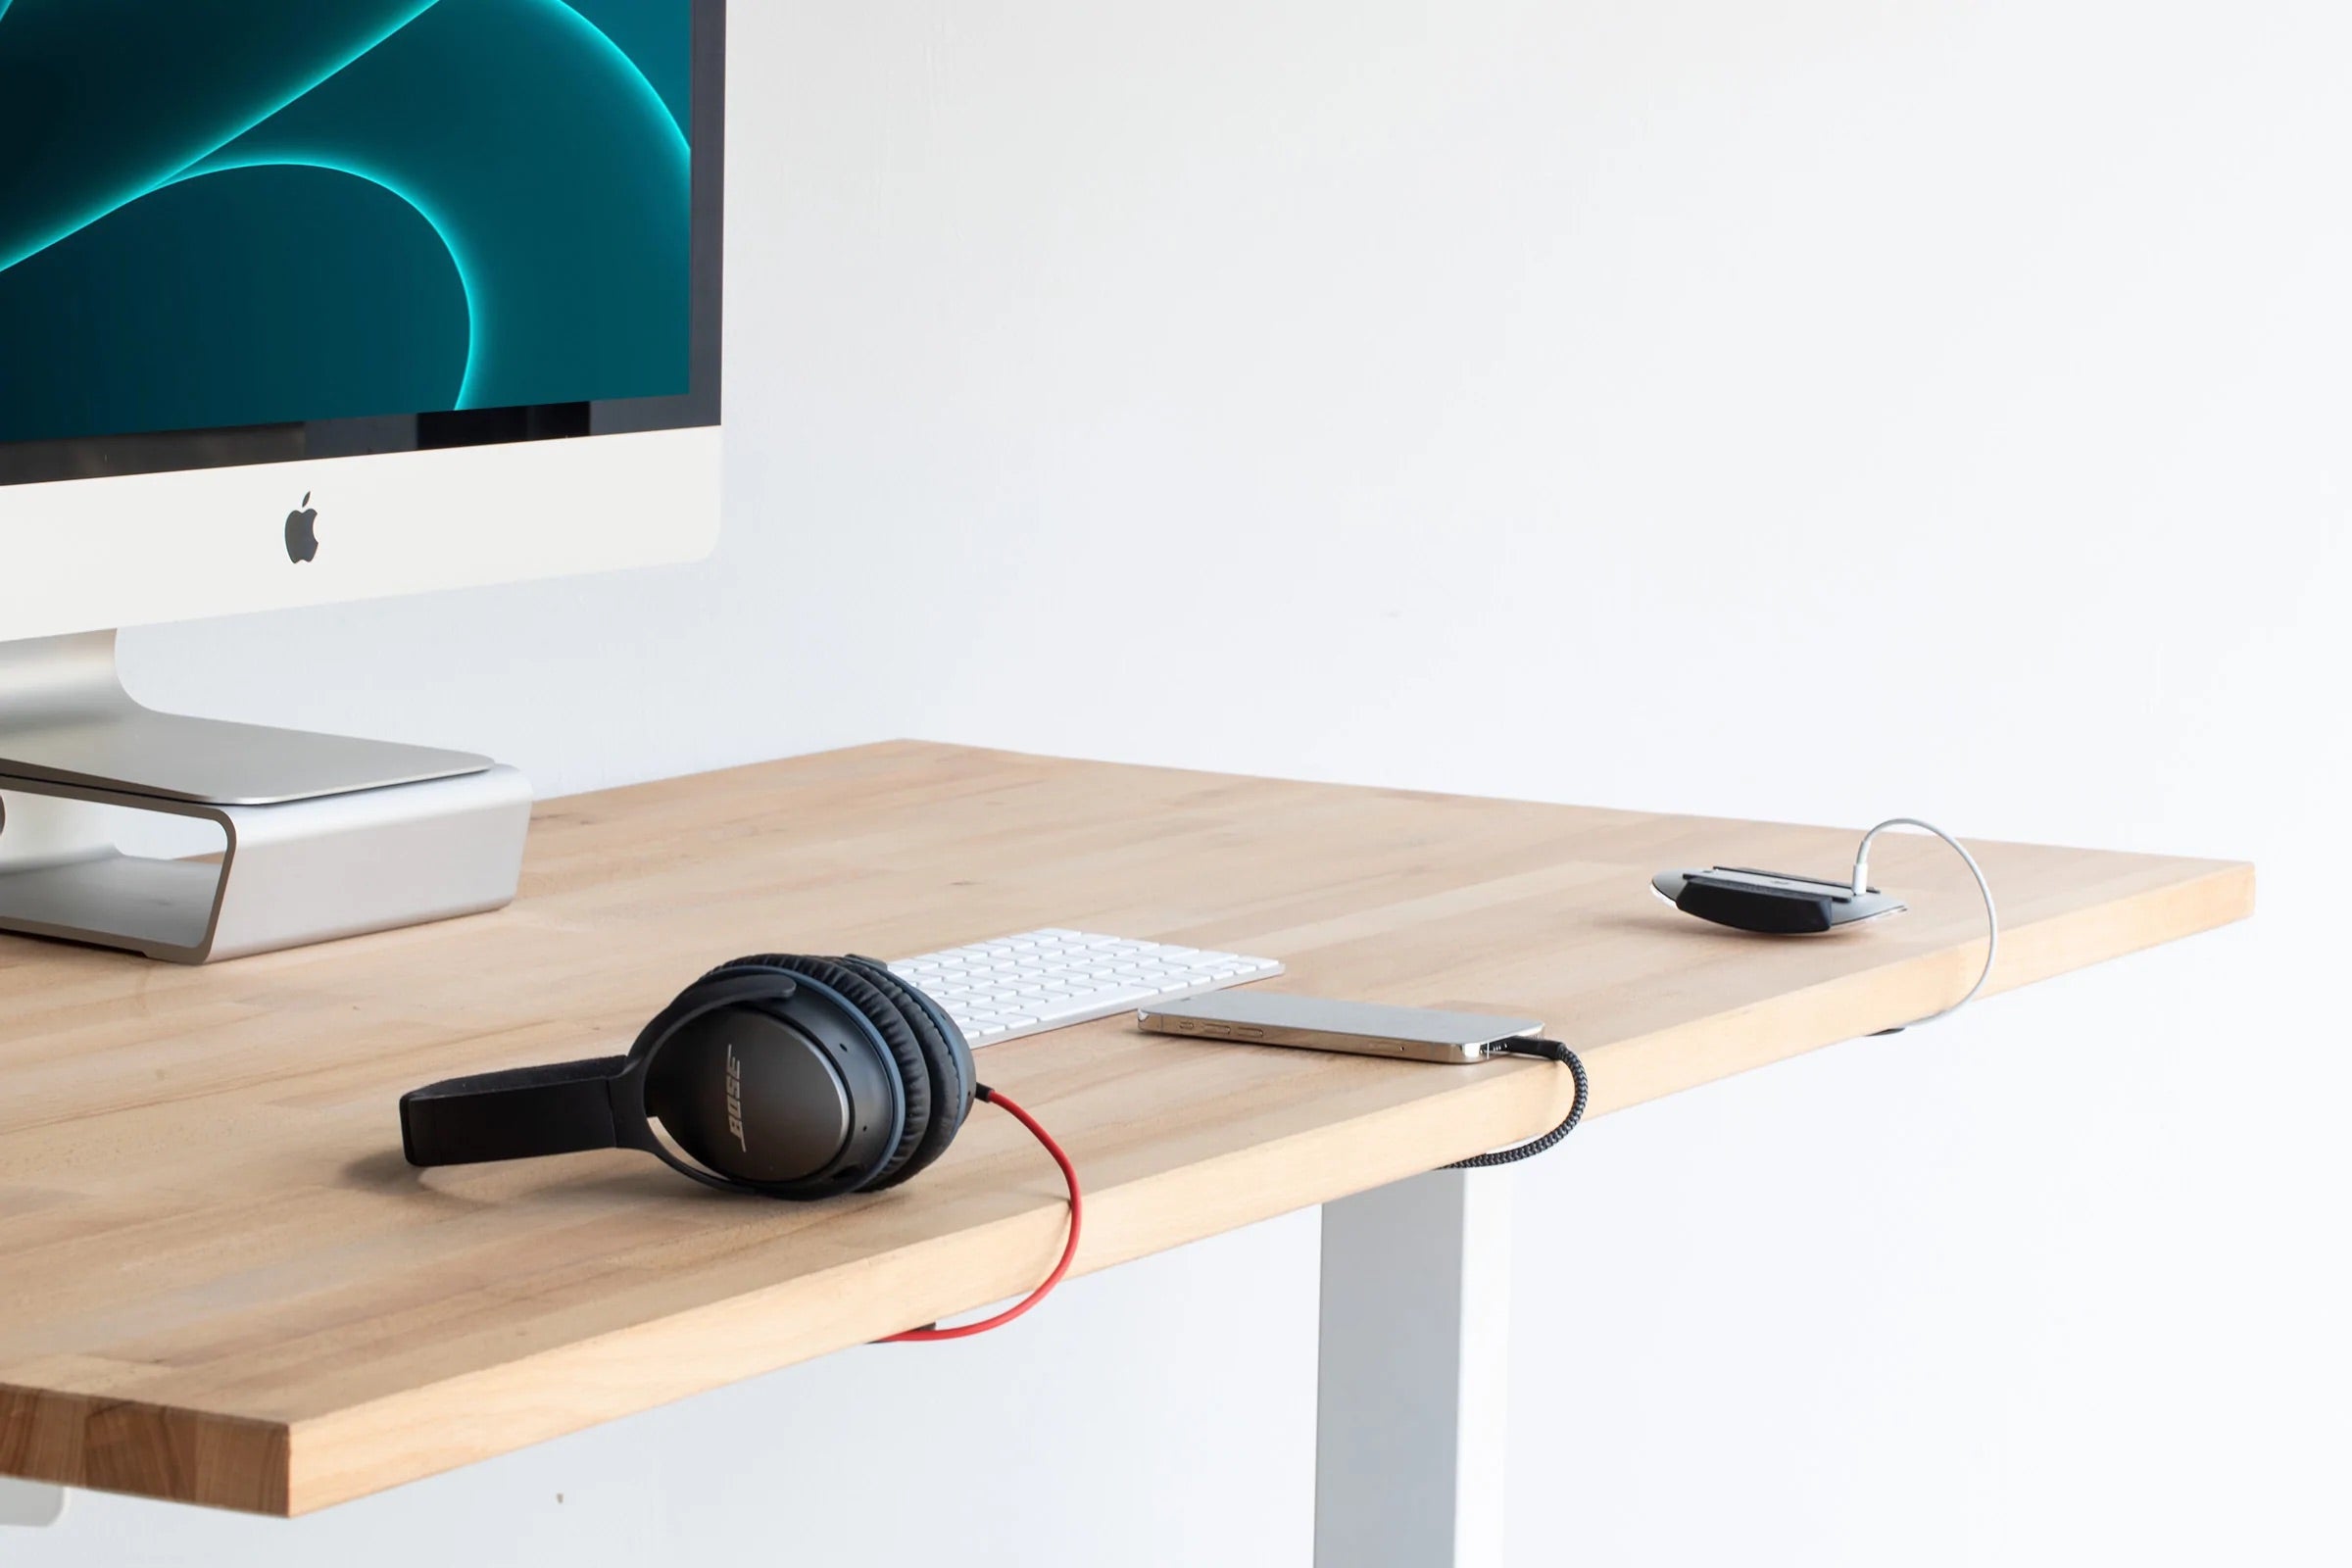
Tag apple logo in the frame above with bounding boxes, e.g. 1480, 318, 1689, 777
284, 493, 319, 564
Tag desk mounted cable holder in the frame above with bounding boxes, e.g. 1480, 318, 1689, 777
0, 632, 530, 963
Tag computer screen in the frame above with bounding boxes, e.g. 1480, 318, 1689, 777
0, 0, 717, 486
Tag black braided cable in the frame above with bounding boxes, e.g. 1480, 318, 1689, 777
1444, 1038, 1589, 1169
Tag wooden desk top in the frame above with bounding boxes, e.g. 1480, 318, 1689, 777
0, 743, 2251, 1514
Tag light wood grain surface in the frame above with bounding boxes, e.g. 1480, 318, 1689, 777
0, 742, 2251, 1514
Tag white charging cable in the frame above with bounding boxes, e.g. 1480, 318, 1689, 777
1851, 817, 1999, 1025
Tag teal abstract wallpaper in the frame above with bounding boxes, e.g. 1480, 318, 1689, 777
0, 0, 692, 447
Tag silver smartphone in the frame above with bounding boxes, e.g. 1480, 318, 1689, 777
1135, 991, 1543, 1064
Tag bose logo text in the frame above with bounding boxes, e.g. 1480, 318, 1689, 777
724, 1044, 747, 1151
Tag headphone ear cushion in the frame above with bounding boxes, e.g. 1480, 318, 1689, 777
837, 957, 973, 1189
699, 954, 932, 1186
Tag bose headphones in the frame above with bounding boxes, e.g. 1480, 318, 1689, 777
401, 954, 977, 1198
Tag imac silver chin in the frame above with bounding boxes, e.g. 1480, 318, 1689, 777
0, 0, 726, 962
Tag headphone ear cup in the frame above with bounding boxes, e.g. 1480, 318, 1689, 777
837, 956, 973, 1189
715, 955, 933, 1187
642, 1002, 872, 1188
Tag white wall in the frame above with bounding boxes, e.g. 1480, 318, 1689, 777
19, 1, 2347, 1561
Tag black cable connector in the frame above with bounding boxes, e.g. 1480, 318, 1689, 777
1444, 1038, 1589, 1169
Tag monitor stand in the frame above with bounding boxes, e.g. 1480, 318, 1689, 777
0, 632, 531, 963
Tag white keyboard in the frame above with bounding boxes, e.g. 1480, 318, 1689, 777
890, 929, 1285, 1047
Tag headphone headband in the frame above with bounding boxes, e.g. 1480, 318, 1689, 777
398, 1055, 632, 1166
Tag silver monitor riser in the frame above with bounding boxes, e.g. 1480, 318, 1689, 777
0, 632, 530, 963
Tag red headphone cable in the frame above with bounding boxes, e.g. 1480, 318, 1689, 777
883, 1084, 1082, 1343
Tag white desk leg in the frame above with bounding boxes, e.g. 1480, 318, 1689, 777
0, 1477, 68, 1528
1315, 1167, 1513, 1568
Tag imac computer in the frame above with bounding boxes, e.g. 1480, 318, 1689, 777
0, 0, 726, 961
